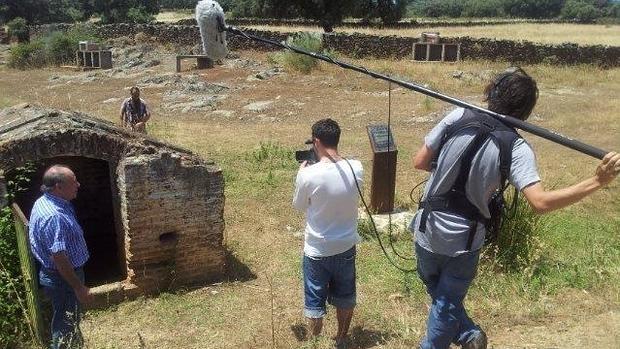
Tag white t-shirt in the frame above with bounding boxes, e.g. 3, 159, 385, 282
293, 159, 363, 257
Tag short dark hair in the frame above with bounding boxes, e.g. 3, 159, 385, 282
484, 67, 538, 121
312, 118, 341, 148
130, 86, 140, 94
40, 165, 71, 193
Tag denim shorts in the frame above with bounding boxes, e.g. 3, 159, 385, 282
303, 246, 356, 318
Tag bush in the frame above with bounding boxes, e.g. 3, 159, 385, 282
277, 32, 323, 74
127, 6, 156, 23
9, 26, 99, 69
6, 17, 29, 43
0, 206, 25, 348
0, 166, 33, 348
45, 32, 76, 65
46, 25, 98, 66
8, 40, 46, 69
482, 191, 545, 272
561, 0, 603, 22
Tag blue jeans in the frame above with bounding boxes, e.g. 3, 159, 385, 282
39, 268, 84, 349
303, 246, 356, 318
415, 243, 483, 349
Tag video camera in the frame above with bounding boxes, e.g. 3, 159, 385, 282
295, 139, 317, 164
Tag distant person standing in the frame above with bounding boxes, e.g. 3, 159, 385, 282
29, 165, 93, 349
120, 86, 150, 133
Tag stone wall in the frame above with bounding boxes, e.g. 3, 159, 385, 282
175, 17, 578, 29
29, 23, 620, 67
119, 153, 225, 292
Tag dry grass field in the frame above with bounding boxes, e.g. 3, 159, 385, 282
245, 23, 620, 46
1, 26, 619, 348
154, 10, 620, 46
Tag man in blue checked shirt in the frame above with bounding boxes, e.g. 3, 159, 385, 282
29, 164, 93, 349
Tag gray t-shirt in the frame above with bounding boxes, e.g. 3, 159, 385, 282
409, 108, 541, 256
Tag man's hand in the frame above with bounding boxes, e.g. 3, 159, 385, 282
299, 160, 308, 169
522, 151, 620, 214
594, 151, 620, 186
74, 285, 94, 305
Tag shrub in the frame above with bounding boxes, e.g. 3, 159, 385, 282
0, 166, 34, 348
277, 32, 323, 74
7, 40, 46, 69
6, 17, 29, 43
45, 31, 76, 65
9, 27, 98, 69
482, 191, 545, 273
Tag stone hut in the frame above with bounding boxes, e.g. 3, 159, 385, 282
0, 105, 225, 304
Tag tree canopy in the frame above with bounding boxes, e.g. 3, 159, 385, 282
1, 0, 618, 27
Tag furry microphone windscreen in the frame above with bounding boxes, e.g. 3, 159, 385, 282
195, 0, 228, 60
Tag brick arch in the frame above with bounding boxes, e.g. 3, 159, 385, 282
0, 126, 137, 288
0, 129, 131, 173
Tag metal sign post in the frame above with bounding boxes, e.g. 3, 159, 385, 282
367, 124, 397, 213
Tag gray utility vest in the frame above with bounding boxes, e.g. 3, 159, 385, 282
418, 109, 522, 251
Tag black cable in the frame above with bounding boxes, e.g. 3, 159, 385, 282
343, 158, 416, 273
385, 82, 416, 262
409, 179, 427, 207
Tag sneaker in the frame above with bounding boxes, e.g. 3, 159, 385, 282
462, 330, 487, 349
334, 337, 348, 349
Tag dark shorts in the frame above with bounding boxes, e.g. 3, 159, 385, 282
303, 246, 356, 318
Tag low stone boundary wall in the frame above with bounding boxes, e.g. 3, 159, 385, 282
173, 17, 579, 29
30, 23, 620, 67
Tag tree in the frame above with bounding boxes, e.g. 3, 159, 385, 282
292, 0, 358, 32
0, 0, 86, 24
462, 0, 504, 17
418, 0, 464, 18
352, 0, 408, 24
502, 0, 565, 18
561, 0, 602, 21
376, 0, 408, 23
90, 0, 159, 23
607, 2, 620, 18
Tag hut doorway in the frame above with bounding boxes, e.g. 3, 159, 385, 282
11, 156, 125, 287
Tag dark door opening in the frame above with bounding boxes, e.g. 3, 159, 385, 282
11, 156, 125, 287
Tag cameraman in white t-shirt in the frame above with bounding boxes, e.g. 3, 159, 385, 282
293, 118, 363, 347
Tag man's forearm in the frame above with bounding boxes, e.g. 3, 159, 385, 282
524, 177, 605, 214
52, 253, 84, 290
